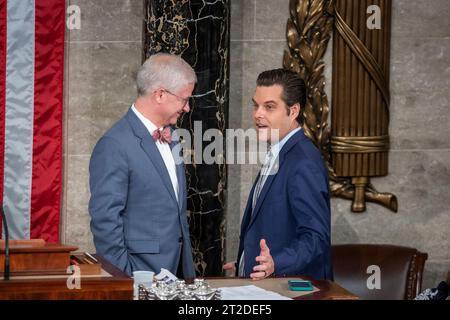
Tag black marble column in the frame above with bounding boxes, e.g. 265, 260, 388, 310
143, 0, 229, 276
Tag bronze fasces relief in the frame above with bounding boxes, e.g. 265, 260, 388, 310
284, 0, 397, 213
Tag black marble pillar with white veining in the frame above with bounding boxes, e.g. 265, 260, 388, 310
143, 0, 229, 277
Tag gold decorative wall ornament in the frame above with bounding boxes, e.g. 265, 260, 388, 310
284, 0, 398, 213
283, 0, 334, 166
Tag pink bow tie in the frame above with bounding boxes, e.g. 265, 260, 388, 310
152, 126, 172, 144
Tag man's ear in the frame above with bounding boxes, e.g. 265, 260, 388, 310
153, 89, 164, 103
290, 103, 301, 120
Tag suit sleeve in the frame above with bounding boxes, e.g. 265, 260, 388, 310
272, 160, 331, 276
88, 136, 132, 274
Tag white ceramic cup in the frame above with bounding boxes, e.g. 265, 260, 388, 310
133, 270, 154, 300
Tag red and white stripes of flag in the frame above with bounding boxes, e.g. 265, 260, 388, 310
0, 0, 65, 242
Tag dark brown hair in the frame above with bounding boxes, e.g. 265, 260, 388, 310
256, 68, 306, 124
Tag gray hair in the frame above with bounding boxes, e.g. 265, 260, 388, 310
136, 53, 197, 96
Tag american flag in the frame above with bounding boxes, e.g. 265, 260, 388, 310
0, 0, 65, 242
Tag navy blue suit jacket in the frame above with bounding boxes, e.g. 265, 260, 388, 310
89, 108, 195, 278
237, 129, 333, 280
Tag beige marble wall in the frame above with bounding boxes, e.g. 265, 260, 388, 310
227, 0, 450, 289
62, 0, 143, 252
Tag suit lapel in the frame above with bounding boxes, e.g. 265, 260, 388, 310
240, 179, 257, 236
170, 141, 185, 211
175, 163, 184, 210
246, 129, 307, 230
126, 109, 178, 205
170, 128, 185, 211
247, 162, 280, 229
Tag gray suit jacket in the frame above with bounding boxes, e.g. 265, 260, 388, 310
88, 108, 195, 278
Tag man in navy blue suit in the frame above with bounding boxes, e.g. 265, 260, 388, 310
224, 69, 332, 281
89, 53, 196, 278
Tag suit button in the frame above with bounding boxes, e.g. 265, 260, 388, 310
178, 237, 183, 243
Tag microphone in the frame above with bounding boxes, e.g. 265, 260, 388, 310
0, 206, 10, 280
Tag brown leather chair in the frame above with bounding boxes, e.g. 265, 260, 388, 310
332, 244, 428, 300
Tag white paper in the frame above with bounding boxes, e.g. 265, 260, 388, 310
154, 268, 178, 284
219, 285, 292, 300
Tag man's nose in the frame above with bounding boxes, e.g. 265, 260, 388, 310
253, 105, 264, 118
183, 101, 190, 113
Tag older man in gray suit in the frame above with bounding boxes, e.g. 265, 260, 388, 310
88, 53, 196, 278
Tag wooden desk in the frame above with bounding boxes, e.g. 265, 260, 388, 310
0, 254, 356, 300
295, 276, 359, 300
0, 255, 133, 300
207, 277, 358, 300
0, 240, 78, 276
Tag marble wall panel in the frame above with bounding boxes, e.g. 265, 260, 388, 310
143, 0, 230, 276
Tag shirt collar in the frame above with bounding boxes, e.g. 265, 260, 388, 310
131, 104, 158, 135
269, 127, 302, 159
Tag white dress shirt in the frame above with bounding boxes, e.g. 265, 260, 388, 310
131, 104, 179, 202
264, 127, 301, 179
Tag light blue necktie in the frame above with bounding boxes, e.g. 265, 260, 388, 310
239, 149, 273, 277
252, 149, 273, 212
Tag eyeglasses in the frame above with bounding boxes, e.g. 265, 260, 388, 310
162, 89, 192, 107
